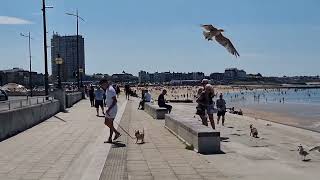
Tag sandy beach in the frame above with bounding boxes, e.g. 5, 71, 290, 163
131, 85, 320, 133
132, 85, 242, 101
239, 106, 320, 133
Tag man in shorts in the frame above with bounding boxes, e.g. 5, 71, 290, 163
94, 86, 105, 116
216, 93, 226, 126
100, 79, 121, 143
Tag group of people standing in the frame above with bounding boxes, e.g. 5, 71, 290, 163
86, 80, 122, 143
86, 79, 226, 143
196, 79, 226, 130
87, 84, 120, 117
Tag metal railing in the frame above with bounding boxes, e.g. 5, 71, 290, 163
0, 96, 54, 112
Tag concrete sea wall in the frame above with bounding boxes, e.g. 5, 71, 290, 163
0, 100, 60, 141
66, 92, 82, 108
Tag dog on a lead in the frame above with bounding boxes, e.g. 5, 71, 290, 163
135, 129, 145, 144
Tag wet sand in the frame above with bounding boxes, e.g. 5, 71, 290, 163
240, 105, 320, 133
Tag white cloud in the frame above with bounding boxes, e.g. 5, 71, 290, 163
0, 16, 33, 25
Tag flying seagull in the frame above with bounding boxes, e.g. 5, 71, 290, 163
201, 24, 240, 58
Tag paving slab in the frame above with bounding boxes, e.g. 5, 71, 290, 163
0, 97, 127, 180
101, 98, 229, 180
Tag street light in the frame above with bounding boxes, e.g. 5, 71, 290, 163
20, 32, 33, 97
42, 0, 53, 98
79, 67, 84, 86
55, 54, 64, 89
66, 9, 85, 89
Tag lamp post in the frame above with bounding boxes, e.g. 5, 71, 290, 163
20, 32, 33, 97
66, 10, 85, 89
41, 0, 53, 98
79, 67, 83, 87
55, 54, 64, 89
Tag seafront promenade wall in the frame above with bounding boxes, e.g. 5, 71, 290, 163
65, 92, 82, 108
0, 92, 83, 141
0, 100, 60, 141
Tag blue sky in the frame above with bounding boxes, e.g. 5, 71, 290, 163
0, 0, 319, 76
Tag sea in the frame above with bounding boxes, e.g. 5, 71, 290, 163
223, 88, 320, 132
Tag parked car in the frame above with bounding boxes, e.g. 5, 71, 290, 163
0, 90, 8, 101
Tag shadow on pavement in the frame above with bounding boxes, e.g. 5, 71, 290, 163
53, 115, 67, 122
111, 141, 126, 148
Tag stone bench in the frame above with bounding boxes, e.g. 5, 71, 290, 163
165, 114, 221, 154
144, 103, 168, 119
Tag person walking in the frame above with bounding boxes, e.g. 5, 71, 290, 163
158, 89, 172, 113
94, 86, 105, 116
216, 93, 227, 126
116, 85, 121, 98
125, 84, 130, 100
100, 79, 121, 143
200, 79, 216, 129
89, 85, 95, 107
196, 84, 215, 129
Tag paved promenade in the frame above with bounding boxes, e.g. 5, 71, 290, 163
0, 97, 127, 180
101, 100, 227, 180
1, 96, 320, 180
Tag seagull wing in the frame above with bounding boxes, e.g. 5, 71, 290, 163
215, 34, 240, 57
201, 24, 218, 32
310, 146, 320, 152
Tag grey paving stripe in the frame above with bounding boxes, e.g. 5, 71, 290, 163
99, 102, 131, 180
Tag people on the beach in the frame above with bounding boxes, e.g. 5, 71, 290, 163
89, 86, 95, 107
216, 93, 226, 126
100, 79, 121, 143
158, 89, 172, 113
94, 86, 105, 116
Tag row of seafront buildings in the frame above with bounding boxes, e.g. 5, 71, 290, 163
0, 34, 85, 88
0, 68, 44, 88
138, 71, 205, 84
138, 68, 248, 84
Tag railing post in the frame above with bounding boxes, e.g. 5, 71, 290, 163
20, 100, 22, 108
37, 98, 39, 104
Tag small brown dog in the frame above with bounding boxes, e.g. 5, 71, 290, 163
135, 129, 145, 144
250, 124, 258, 138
